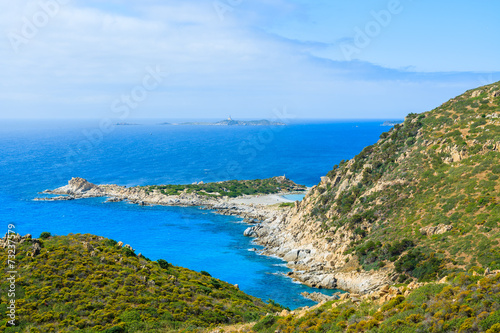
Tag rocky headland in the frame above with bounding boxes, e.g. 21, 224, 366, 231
244, 193, 392, 295
37, 176, 390, 296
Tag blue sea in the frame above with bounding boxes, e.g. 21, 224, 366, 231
0, 119, 391, 309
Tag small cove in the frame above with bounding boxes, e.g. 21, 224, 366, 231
0, 119, 389, 308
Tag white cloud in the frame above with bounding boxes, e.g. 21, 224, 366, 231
0, 1, 497, 119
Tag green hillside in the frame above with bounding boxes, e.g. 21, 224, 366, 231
245, 82, 500, 333
251, 272, 500, 333
304, 81, 500, 282
0, 233, 282, 332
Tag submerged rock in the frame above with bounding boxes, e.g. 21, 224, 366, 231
33, 196, 75, 201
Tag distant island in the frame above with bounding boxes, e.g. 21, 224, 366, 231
163, 117, 286, 126
381, 120, 403, 126
115, 122, 140, 126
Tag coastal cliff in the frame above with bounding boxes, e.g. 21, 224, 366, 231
243, 81, 500, 295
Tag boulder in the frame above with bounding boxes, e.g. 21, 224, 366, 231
320, 275, 337, 288
280, 309, 290, 316
339, 293, 350, 300
471, 90, 482, 98
243, 227, 256, 237
284, 249, 300, 262
31, 243, 41, 257
82, 242, 94, 252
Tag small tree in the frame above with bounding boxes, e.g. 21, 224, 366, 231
157, 259, 170, 269
40, 232, 51, 239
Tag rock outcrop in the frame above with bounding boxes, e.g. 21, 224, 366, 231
301, 291, 339, 303
419, 224, 453, 236
0, 233, 43, 257
51, 177, 102, 196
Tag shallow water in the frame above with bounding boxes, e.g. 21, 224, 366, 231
282, 194, 306, 201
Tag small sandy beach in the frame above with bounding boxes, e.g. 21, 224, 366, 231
228, 190, 308, 206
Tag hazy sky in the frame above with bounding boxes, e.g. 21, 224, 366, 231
1, 0, 499, 120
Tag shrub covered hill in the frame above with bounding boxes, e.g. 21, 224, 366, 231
282, 81, 500, 284
245, 82, 500, 332
0, 233, 283, 332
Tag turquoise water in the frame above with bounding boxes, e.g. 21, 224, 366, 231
0, 119, 391, 309
282, 194, 306, 201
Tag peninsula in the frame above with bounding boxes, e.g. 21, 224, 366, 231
36, 176, 307, 226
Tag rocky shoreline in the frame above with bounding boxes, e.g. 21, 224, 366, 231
37, 177, 390, 296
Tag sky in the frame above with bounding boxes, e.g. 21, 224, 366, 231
1, 0, 499, 120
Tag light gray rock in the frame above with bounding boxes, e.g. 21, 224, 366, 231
243, 227, 257, 237
320, 275, 337, 288
301, 291, 339, 303
284, 249, 300, 262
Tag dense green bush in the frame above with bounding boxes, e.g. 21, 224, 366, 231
395, 249, 444, 281
157, 259, 170, 270
40, 231, 51, 239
